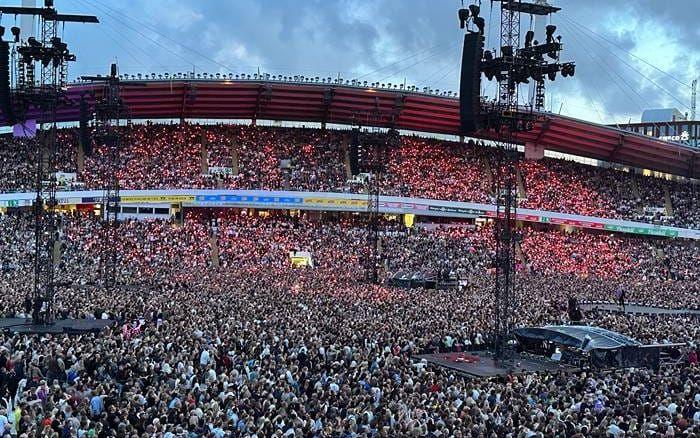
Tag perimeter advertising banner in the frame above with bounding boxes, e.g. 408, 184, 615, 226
0, 189, 697, 240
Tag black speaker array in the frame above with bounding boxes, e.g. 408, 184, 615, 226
459, 33, 484, 134
0, 40, 14, 125
79, 99, 92, 156
349, 128, 360, 176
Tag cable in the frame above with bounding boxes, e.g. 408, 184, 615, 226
74, 0, 204, 71
560, 13, 691, 89
356, 42, 455, 81
84, 0, 237, 72
376, 42, 460, 84
562, 16, 691, 111
418, 47, 460, 85
555, 22, 617, 123
561, 20, 678, 136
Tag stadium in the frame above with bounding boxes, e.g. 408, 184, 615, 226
0, 0, 698, 437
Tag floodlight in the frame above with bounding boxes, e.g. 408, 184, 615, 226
468, 4, 480, 18
525, 30, 535, 48
546, 24, 557, 43
474, 17, 485, 34
458, 8, 470, 29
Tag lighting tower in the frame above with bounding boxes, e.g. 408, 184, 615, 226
458, 0, 574, 362
80, 64, 142, 289
0, 1, 98, 324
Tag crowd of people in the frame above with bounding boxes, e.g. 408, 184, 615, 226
0, 208, 698, 436
0, 123, 698, 229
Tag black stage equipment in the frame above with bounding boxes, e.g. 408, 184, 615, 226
457, 0, 573, 364
459, 33, 484, 133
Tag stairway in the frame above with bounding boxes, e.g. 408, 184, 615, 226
631, 176, 642, 199
630, 176, 644, 214
515, 242, 528, 272
76, 140, 85, 174
210, 236, 220, 268
230, 140, 240, 176
200, 134, 209, 175
482, 156, 495, 194
342, 135, 353, 179
516, 167, 527, 199
663, 184, 674, 216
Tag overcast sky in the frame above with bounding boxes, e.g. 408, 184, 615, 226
3, 0, 698, 125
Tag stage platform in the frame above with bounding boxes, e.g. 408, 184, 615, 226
0, 318, 115, 334
417, 351, 579, 378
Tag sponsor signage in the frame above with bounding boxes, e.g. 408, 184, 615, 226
121, 195, 195, 203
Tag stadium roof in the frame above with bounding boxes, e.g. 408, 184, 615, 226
4, 80, 698, 177
514, 325, 642, 351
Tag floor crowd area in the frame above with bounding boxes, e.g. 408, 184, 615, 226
0, 210, 698, 436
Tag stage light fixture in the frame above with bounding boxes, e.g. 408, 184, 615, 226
458, 8, 470, 29
27, 37, 41, 47
561, 62, 575, 77
525, 30, 535, 48
501, 46, 513, 57
10, 27, 20, 43
474, 17, 485, 35
546, 24, 557, 43
483, 50, 493, 61
547, 70, 556, 81
468, 4, 480, 18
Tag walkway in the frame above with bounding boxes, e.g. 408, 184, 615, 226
580, 302, 700, 316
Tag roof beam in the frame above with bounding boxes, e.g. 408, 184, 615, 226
608, 135, 625, 161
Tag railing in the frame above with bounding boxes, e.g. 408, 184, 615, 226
71, 72, 460, 99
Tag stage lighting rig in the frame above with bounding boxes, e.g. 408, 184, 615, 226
458, 0, 576, 367
478, 5, 573, 113
457, 2, 485, 35
0, 1, 98, 326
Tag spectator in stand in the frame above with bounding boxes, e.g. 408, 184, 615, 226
1, 123, 698, 229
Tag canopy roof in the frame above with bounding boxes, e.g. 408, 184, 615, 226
514, 325, 641, 351
2, 80, 697, 177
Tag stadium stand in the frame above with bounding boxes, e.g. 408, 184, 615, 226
0, 123, 698, 229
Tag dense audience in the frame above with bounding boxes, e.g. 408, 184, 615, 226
0, 208, 698, 436
0, 123, 699, 229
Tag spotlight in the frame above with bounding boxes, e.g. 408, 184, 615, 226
501, 46, 513, 57
483, 50, 493, 61
458, 8, 470, 29
547, 70, 556, 81
561, 62, 575, 77
10, 27, 20, 43
546, 24, 557, 44
474, 17, 485, 35
468, 4, 480, 18
27, 37, 41, 47
525, 30, 535, 48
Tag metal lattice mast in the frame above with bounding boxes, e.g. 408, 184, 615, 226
499, 1, 520, 110
82, 63, 139, 289
1, 2, 99, 324
493, 0, 521, 362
